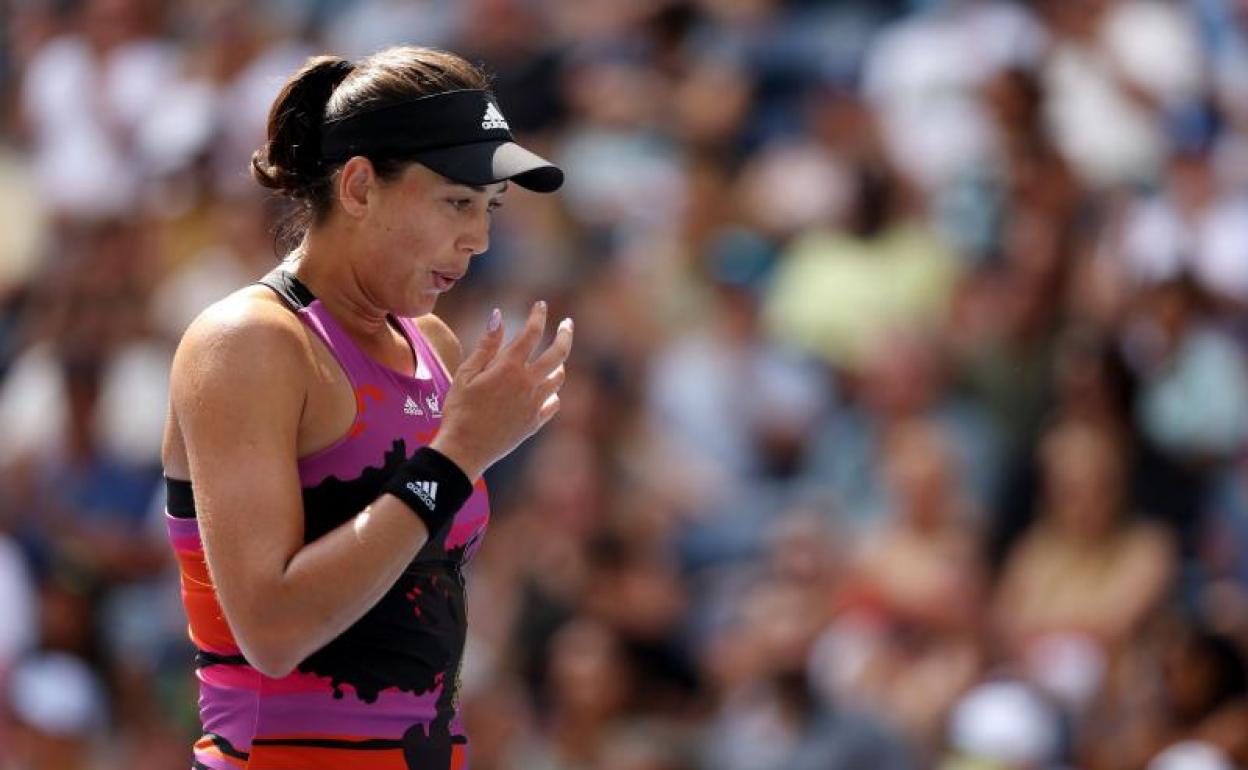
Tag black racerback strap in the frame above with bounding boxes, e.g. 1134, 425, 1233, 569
258, 268, 317, 311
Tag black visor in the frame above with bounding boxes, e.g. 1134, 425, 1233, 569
320, 89, 563, 193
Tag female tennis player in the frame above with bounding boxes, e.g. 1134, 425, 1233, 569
161, 46, 569, 770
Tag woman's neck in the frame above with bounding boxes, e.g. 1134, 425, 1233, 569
286, 230, 392, 342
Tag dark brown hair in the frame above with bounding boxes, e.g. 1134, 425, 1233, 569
251, 46, 490, 246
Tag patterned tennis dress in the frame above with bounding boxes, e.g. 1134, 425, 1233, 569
165, 269, 489, 769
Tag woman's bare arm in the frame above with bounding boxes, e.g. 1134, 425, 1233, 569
174, 299, 570, 677
172, 298, 435, 677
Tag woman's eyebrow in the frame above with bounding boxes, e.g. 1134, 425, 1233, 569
455, 181, 510, 194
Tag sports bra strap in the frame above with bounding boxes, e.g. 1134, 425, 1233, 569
257, 268, 317, 310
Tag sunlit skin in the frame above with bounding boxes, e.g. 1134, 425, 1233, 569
162, 155, 571, 677
291, 159, 508, 342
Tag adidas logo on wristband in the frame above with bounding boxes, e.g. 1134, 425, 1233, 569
405, 480, 439, 510
386, 447, 471, 535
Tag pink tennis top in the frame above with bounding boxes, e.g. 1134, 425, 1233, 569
165, 269, 489, 770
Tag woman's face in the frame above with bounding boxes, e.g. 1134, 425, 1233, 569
353, 162, 506, 317
882, 421, 956, 528
1041, 423, 1124, 537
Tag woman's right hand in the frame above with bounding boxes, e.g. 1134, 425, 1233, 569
430, 301, 572, 480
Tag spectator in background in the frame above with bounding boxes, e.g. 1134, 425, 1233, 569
946, 61, 1081, 457
994, 419, 1175, 714
18, 0, 174, 219
1117, 126, 1248, 307
819, 418, 985, 751
1040, 0, 1206, 189
762, 95, 961, 370
139, 0, 317, 201
1125, 276, 1248, 464
509, 619, 635, 770
862, 0, 1046, 195
1087, 624, 1248, 770
646, 226, 829, 528
801, 327, 999, 534
508, 614, 698, 770
701, 575, 917, 770
3, 651, 108, 770
987, 327, 1205, 570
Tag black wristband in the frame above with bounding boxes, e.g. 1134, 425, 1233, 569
384, 446, 474, 537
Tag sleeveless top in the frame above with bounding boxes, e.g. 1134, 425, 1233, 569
165, 269, 489, 770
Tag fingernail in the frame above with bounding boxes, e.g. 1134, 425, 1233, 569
487, 307, 501, 332
559, 317, 573, 333
536, 300, 547, 312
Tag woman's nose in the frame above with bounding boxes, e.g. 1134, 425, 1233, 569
460, 210, 490, 256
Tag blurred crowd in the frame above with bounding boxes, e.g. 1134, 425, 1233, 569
2, 0, 1248, 768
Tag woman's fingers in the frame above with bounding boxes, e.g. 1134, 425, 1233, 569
500, 301, 548, 365
456, 308, 504, 381
529, 317, 574, 377
434, 304, 572, 477
536, 364, 566, 399
536, 392, 562, 424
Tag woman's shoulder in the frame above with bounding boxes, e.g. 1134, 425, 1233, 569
173, 284, 312, 387
414, 313, 463, 375
184, 282, 303, 340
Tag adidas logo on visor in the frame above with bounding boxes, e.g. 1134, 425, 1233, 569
481, 102, 510, 131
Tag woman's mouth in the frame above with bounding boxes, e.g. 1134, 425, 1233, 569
432, 270, 462, 291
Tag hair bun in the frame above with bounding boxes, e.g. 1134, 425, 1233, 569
250, 56, 356, 195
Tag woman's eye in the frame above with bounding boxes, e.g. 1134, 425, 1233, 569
448, 198, 472, 211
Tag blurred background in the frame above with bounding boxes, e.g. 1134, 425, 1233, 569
1, 0, 1248, 768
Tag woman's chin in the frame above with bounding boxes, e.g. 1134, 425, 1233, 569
387, 289, 436, 319
415, 292, 442, 317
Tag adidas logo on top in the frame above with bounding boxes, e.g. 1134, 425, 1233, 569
481, 102, 509, 131
403, 395, 423, 416
405, 480, 439, 511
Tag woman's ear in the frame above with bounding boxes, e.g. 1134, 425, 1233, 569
337, 156, 376, 219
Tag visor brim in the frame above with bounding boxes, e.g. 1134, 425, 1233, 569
415, 140, 564, 193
